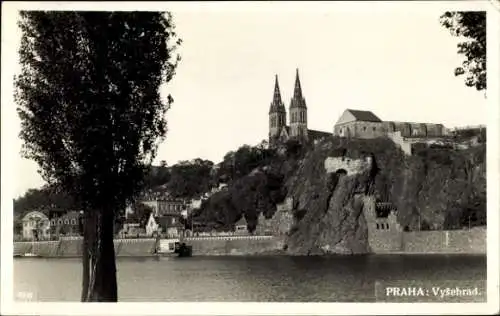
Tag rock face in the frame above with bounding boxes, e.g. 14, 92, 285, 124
285, 142, 375, 255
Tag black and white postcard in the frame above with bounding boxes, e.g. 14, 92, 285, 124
1, 1, 499, 315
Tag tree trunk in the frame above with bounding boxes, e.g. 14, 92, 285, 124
81, 209, 118, 302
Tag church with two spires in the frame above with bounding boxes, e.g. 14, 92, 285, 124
268, 69, 331, 147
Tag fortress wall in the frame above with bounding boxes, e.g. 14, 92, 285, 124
401, 227, 486, 254
324, 157, 367, 174
402, 231, 445, 253
363, 196, 403, 253
186, 236, 284, 256
387, 131, 412, 155
363, 195, 485, 254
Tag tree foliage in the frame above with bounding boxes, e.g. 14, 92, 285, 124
128, 202, 154, 226
440, 11, 486, 91
216, 144, 278, 182
15, 11, 180, 302
167, 159, 215, 199
14, 185, 79, 217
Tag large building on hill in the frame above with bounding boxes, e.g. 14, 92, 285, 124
333, 109, 447, 139
268, 69, 331, 146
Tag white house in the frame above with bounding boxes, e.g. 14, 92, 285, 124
145, 212, 160, 236
22, 211, 51, 240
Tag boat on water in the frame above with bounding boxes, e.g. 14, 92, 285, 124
14, 252, 41, 258
156, 238, 192, 257
24, 253, 39, 257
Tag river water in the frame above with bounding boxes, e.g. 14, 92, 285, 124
14, 254, 486, 302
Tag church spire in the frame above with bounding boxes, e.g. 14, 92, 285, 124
293, 68, 302, 99
290, 68, 306, 109
269, 74, 285, 114
273, 74, 282, 104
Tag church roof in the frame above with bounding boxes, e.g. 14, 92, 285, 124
345, 109, 382, 122
307, 129, 331, 140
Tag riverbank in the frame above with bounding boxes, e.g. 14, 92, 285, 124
13, 227, 486, 258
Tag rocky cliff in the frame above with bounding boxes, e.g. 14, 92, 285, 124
284, 141, 376, 255
195, 136, 486, 256
282, 137, 486, 255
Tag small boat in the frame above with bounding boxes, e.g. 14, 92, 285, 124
157, 238, 180, 257
22, 253, 40, 258
156, 238, 192, 257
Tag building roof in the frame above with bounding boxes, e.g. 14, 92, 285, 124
125, 218, 140, 224
155, 215, 183, 229
22, 210, 49, 221
60, 211, 81, 221
235, 215, 247, 226
307, 129, 331, 141
345, 109, 382, 122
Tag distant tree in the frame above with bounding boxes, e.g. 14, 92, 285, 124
440, 11, 486, 91
167, 159, 214, 199
13, 220, 23, 236
14, 185, 79, 217
129, 203, 153, 226
143, 164, 171, 188
15, 11, 181, 301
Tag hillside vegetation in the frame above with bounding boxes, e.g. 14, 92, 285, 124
16, 136, 486, 237
194, 137, 486, 235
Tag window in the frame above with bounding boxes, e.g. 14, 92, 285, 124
172, 218, 176, 224
64, 219, 69, 225
376, 223, 379, 229
387, 224, 389, 229
71, 219, 76, 225
363, 126, 367, 131
373, 127, 376, 131
58, 220, 62, 225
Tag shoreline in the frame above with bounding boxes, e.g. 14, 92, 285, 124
13, 227, 486, 258
13, 250, 486, 258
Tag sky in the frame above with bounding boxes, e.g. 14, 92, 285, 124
1, 2, 491, 198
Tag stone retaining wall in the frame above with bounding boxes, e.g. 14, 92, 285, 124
402, 228, 486, 254
186, 236, 285, 255
14, 238, 156, 257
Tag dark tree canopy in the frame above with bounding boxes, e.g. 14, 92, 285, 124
166, 159, 215, 199
15, 11, 181, 302
14, 185, 79, 218
440, 11, 486, 91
